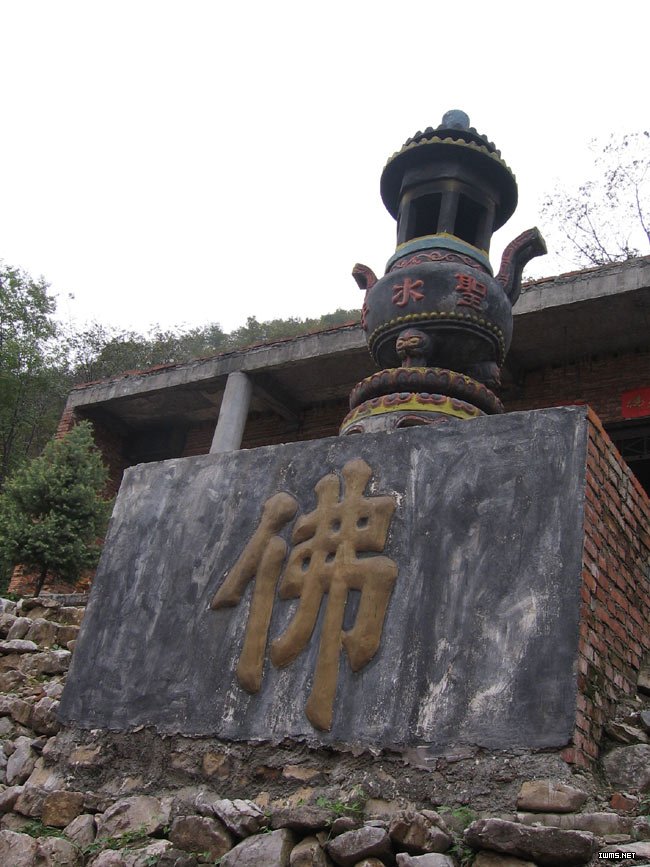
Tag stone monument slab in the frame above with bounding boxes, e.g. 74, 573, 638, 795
59, 407, 588, 752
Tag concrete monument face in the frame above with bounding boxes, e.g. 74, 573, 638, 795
60, 408, 588, 753
210, 457, 398, 732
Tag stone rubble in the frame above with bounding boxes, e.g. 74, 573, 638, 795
515, 782, 588, 815
326, 825, 393, 865
220, 827, 296, 866
168, 814, 233, 860
388, 810, 453, 854
514, 812, 633, 836
602, 744, 650, 792
196, 795, 266, 836
472, 853, 536, 867
396, 857, 455, 867
464, 818, 596, 866
0, 595, 648, 866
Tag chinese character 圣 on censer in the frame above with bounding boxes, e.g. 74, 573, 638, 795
210, 459, 398, 731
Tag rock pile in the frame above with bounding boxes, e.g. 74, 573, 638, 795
0, 596, 649, 866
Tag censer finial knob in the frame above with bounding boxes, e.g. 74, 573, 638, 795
441, 109, 470, 129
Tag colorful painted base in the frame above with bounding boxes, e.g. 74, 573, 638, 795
349, 367, 503, 415
340, 391, 484, 436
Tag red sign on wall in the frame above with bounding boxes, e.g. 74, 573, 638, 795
622, 387, 650, 419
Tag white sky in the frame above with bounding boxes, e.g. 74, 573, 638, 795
1, 1, 648, 335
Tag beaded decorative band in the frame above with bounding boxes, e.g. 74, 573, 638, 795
349, 367, 503, 415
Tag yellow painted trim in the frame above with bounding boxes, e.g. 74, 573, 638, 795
345, 394, 482, 424
394, 233, 489, 257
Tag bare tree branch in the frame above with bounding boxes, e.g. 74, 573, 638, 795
538, 130, 649, 271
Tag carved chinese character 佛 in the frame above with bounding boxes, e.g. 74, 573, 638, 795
211, 459, 398, 731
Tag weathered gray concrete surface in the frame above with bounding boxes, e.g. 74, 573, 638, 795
65, 324, 367, 408
59, 408, 588, 752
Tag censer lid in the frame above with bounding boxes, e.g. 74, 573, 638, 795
380, 109, 518, 230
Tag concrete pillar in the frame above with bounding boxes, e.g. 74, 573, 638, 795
210, 371, 253, 454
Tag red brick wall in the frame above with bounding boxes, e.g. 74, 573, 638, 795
177, 349, 650, 463
242, 401, 349, 449
56, 406, 79, 438
505, 349, 650, 426
8, 566, 92, 597
80, 346, 650, 494
180, 400, 350, 458
182, 421, 215, 458
90, 423, 128, 499
562, 409, 650, 767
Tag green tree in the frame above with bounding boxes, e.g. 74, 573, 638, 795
65, 321, 230, 384
540, 130, 649, 268
64, 311, 361, 385
225, 308, 361, 350
0, 421, 111, 596
0, 251, 361, 486
0, 263, 68, 490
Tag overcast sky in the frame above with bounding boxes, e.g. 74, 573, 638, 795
1, 1, 648, 335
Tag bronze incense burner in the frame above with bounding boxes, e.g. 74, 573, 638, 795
341, 109, 546, 435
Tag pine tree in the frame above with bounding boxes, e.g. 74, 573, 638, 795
0, 422, 111, 596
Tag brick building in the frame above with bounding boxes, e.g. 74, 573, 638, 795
43, 255, 650, 770
41, 105, 650, 777
56, 255, 650, 497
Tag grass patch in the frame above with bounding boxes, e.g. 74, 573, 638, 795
316, 787, 366, 818
20, 819, 67, 839
438, 804, 477, 829
82, 824, 152, 857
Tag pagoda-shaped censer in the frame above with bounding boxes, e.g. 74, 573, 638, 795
340, 110, 546, 435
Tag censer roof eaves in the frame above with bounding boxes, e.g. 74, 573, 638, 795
380, 116, 519, 228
